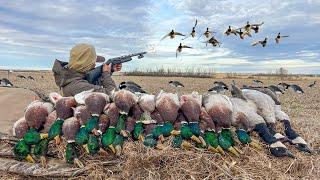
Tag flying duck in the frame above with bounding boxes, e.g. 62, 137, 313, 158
251, 37, 268, 47
224, 26, 237, 36
275, 33, 289, 44
236, 29, 251, 39
251, 22, 264, 33
182, 19, 198, 40
176, 43, 192, 58
204, 36, 222, 47
161, 30, 186, 41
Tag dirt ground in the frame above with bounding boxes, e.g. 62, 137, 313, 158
0, 70, 319, 179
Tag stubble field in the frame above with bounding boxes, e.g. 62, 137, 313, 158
0, 70, 319, 179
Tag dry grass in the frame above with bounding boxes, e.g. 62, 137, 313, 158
0, 70, 319, 179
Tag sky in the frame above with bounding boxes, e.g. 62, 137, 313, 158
0, 0, 319, 73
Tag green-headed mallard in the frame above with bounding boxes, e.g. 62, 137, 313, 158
62, 117, 84, 167
84, 92, 110, 136
275, 33, 289, 44
161, 30, 186, 41
101, 103, 119, 153
13, 140, 35, 163
180, 92, 206, 146
202, 93, 240, 157
43, 110, 57, 133
176, 43, 192, 58
251, 37, 267, 47
155, 90, 180, 139
33, 138, 49, 167
112, 89, 138, 137
199, 107, 224, 154
48, 93, 77, 144
23, 100, 53, 145
172, 113, 192, 149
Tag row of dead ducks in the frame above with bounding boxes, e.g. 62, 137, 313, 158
12, 85, 311, 167
161, 20, 289, 57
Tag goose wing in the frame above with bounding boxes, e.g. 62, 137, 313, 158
174, 32, 186, 36
182, 45, 192, 48
251, 41, 261, 46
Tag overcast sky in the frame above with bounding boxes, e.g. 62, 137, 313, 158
0, 0, 319, 73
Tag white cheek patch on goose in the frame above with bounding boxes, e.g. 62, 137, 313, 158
270, 141, 287, 148
274, 133, 286, 140
292, 136, 307, 145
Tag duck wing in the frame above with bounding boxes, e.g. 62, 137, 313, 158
251, 22, 264, 26
251, 41, 261, 46
174, 32, 186, 36
182, 45, 192, 49
281, 35, 289, 38
194, 19, 198, 27
160, 33, 170, 41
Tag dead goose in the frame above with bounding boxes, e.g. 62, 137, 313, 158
253, 79, 263, 85
267, 85, 284, 94
252, 37, 268, 47
119, 81, 142, 88
275, 33, 289, 44
161, 30, 185, 41
176, 43, 192, 58
230, 84, 294, 157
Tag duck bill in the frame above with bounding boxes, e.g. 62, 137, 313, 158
249, 140, 261, 150
115, 145, 122, 156
99, 148, 108, 156
120, 130, 129, 138
40, 133, 48, 139
199, 136, 207, 147
138, 134, 145, 142
216, 145, 225, 155
181, 140, 192, 150
74, 158, 84, 168
92, 129, 102, 136
170, 130, 180, 136
108, 144, 116, 154
82, 144, 90, 154
228, 147, 240, 157
54, 135, 61, 145
191, 135, 202, 144
208, 146, 218, 153
25, 154, 35, 163
158, 134, 165, 143
40, 156, 47, 168
234, 147, 244, 155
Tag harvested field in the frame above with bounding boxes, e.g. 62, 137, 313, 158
0, 70, 319, 179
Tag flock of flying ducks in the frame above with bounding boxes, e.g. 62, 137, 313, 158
160, 20, 289, 57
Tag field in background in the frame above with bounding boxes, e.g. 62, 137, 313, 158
0, 70, 319, 179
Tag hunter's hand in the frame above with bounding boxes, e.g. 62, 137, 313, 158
102, 63, 112, 73
113, 64, 122, 72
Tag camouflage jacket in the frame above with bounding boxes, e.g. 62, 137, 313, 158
52, 59, 116, 97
